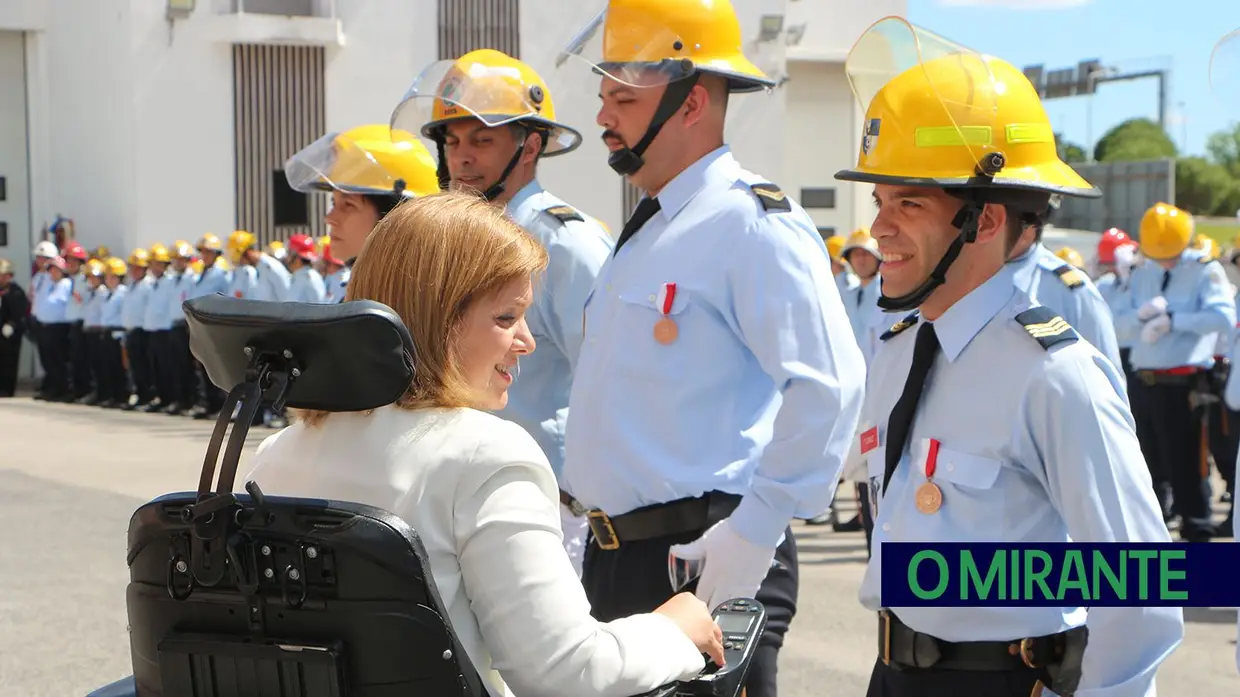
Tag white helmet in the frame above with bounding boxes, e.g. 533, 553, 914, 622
34, 241, 58, 258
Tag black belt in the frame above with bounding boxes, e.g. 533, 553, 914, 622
585, 491, 741, 551
878, 611, 1086, 695
559, 490, 586, 517
1136, 369, 1202, 386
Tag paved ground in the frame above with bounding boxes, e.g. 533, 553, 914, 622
1, 396, 1237, 696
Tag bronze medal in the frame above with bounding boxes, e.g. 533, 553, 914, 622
915, 481, 942, 514
654, 317, 679, 345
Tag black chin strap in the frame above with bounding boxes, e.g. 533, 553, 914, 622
876, 201, 984, 313
608, 73, 702, 176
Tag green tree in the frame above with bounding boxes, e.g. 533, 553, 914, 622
1174, 156, 1235, 215
1206, 123, 1240, 178
1055, 132, 1087, 163
1092, 118, 1178, 162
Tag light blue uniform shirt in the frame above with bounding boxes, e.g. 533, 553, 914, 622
34, 277, 71, 324
836, 269, 859, 298
1094, 272, 1136, 351
121, 276, 154, 330
563, 146, 867, 547
143, 272, 179, 331
168, 268, 199, 324
1007, 243, 1122, 371
324, 267, 351, 304
288, 266, 328, 303
843, 276, 884, 366
187, 259, 232, 303
101, 284, 128, 328
859, 266, 1182, 696
66, 273, 90, 322
228, 265, 259, 300
1117, 254, 1236, 370
253, 254, 292, 302
496, 180, 613, 479
29, 271, 49, 316
83, 284, 108, 328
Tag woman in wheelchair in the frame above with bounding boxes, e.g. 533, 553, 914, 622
242, 191, 725, 696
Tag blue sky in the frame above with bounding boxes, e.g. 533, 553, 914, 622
907, 0, 1238, 158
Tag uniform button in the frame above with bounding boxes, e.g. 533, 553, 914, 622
648, 294, 656, 302
606, 284, 613, 292
882, 523, 891, 532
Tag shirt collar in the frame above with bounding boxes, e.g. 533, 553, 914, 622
505, 179, 543, 216
654, 145, 736, 221
927, 265, 1017, 363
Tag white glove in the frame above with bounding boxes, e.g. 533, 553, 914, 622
1114, 246, 1137, 280
667, 518, 776, 611
1140, 313, 1172, 344
1137, 296, 1168, 321
0, 324, 11, 339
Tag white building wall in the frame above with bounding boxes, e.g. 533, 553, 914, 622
782, 0, 907, 236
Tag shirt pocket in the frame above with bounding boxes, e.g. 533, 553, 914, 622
609, 286, 693, 379
928, 446, 1005, 533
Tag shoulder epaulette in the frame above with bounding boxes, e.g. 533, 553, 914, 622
1052, 264, 1086, 290
749, 183, 792, 213
880, 312, 920, 341
543, 205, 584, 224
1014, 306, 1078, 351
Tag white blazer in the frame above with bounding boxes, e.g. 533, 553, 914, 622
244, 405, 703, 697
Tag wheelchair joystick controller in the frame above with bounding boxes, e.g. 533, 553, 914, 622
684, 598, 767, 697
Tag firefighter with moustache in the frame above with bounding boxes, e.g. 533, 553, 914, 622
1117, 202, 1236, 542
392, 48, 615, 574
833, 18, 1181, 696
556, 2, 866, 694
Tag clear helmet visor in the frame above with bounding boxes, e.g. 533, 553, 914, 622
284, 130, 408, 196
844, 17, 999, 175
1211, 29, 1240, 117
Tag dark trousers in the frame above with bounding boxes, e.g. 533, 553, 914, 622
69, 320, 91, 396
1131, 377, 1214, 540
0, 331, 22, 396
196, 360, 225, 413
125, 329, 155, 404
1129, 375, 1173, 517
168, 323, 197, 408
865, 657, 1046, 697
83, 329, 104, 399
37, 322, 72, 398
148, 329, 175, 405
99, 330, 129, 404
581, 495, 798, 697
857, 482, 875, 559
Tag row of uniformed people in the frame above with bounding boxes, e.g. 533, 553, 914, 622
1068, 220, 1240, 541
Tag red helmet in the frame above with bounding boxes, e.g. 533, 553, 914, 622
1097, 228, 1137, 264
61, 241, 88, 262
287, 234, 318, 262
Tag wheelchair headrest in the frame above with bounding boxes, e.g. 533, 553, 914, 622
183, 295, 415, 412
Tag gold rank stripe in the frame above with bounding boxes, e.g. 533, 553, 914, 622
1024, 317, 1071, 337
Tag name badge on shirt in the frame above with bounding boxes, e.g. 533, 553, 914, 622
860, 425, 879, 454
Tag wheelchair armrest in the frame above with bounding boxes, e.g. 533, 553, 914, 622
633, 683, 680, 697
85, 675, 136, 697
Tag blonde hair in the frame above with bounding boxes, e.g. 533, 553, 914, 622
297, 190, 548, 426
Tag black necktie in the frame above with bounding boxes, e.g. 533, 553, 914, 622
1160, 269, 1171, 292
614, 197, 661, 254
883, 322, 940, 494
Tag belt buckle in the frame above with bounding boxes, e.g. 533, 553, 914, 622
1140, 371, 1156, 387
1018, 637, 1040, 669
587, 510, 620, 550
878, 610, 892, 666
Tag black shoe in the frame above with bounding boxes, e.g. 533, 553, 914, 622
833, 514, 864, 533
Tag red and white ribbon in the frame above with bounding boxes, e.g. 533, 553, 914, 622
657, 282, 677, 315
